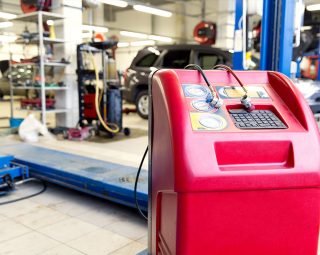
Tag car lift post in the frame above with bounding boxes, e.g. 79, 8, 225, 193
232, 0, 246, 70
233, 0, 296, 77
260, 0, 296, 76
317, 34, 320, 81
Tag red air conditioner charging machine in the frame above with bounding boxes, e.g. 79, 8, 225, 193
148, 69, 320, 255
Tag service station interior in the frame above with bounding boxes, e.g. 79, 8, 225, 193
0, 0, 320, 255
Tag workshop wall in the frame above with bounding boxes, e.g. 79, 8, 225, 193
98, 0, 239, 72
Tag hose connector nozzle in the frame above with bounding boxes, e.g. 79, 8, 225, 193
206, 93, 223, 109
241, 95, 255, 111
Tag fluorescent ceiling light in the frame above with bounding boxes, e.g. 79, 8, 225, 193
306, 4, 320, 11
120, 31, 173, 42
117, 42, 130, 47
100, 0, 128, 7
148, 35, 172, 42
133, 4, 172, 17
120, 31, 148, 39
0, 21, 13, 29
0, 12, 17, 20
82, 25, 109, 33
131, 40, 155, 46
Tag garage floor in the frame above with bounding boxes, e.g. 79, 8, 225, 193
0, 99, 149, 255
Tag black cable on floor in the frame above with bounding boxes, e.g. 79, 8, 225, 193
134, 146, 148, 221
0, 178, 47, 206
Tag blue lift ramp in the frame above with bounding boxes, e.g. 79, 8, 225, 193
0, 144, 148, 211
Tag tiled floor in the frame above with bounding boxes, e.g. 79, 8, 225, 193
0, 99, 148, 254
0, 179, 148, 255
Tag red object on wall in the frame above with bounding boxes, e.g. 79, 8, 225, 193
193, 21, 217, 45
83, 94, 97, 119
301, 55, 319, 80
150, 69, 320, 255
21, 0, 51, 13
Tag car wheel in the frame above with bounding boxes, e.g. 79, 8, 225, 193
136, 90, 149, 119
0, 89, 3, 100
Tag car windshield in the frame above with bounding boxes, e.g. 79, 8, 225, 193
162, 50, 190, 68
199, 53, 224, 69
135, 53, 159, 67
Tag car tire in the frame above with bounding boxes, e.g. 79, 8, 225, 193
0, 89, 3, 100
135, 90, 149, 119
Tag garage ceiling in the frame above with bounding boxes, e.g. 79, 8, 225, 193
0, 0, 208, 15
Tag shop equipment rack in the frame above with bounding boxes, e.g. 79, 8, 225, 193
9, 11, 69, 125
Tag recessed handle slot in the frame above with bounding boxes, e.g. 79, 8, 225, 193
214, 141, 294, 171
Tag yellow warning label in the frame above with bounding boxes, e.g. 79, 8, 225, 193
190, 112, 227, 131
224, 87, 260, 98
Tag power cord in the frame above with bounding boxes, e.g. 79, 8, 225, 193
184, 64, 223, 109
0, 178, 47, 206
212, 64, 255, 111
134, 146, 148, 221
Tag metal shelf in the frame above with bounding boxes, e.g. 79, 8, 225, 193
17, 108, 69, 113
9, 11, 69, 126
15, 37, 66, 45
10, 63, 34, 67
12, 11, 64, 23
43, 38, 65, 44
12, 86, 68, 90
11, 62, 69, 67
44, 61, 69, 67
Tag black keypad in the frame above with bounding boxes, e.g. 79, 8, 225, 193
229, 109, 287, 129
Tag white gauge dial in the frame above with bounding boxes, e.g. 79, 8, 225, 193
192, 100, 214, 112
184, 85, 207, 97
199, 115, 225, 130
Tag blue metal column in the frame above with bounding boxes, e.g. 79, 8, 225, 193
260, 0, 296, 76
317, 28, 320, 80
278, 0, 296, 76
233, 0, 245, 70
260, 0, 277, 71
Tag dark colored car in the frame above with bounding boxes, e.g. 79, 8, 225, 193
123, 44, 232, 119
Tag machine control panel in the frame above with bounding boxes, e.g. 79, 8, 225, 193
182, 84, 287, 131
182, 85, 228, 131
217, 86, 270, 99
229, 109, 287, 129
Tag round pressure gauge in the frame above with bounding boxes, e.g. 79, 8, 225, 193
184, 85, 208, 97
199, 115, 227, 130
192, 100, 214, 112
